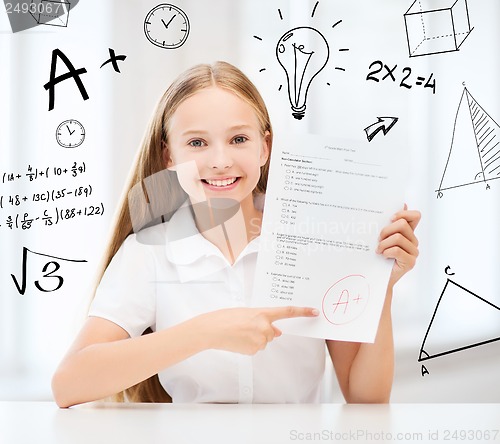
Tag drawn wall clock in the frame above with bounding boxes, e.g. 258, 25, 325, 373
56, 119, 85, 148
144, 4, 190, 49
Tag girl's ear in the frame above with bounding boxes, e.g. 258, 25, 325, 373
162, 142, 175, 170
260, 131, 271, 166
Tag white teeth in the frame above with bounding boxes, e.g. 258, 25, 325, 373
205, 177, 237, 187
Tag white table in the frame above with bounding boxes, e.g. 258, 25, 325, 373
0, 402, 499, 444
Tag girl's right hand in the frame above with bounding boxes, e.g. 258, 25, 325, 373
193, 306, 319, 355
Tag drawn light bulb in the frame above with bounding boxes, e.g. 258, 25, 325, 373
276, 26, 330, 120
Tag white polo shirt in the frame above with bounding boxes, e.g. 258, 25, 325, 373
89, 200, 326, 403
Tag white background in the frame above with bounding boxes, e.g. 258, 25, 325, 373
0, 0, 499, 402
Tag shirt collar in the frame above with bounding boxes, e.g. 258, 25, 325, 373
165, 201, 220, 265
165, 196, 263, 266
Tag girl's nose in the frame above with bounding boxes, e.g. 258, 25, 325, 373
210, 145, 233, 170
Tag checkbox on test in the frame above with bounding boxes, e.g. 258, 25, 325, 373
29, 0, 71, 28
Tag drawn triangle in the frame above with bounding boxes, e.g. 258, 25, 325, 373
419, 279, 500, 362
467, 90, 500, 180
437, 88, 485, 192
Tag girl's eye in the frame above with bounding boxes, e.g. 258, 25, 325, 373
188, 139, 205, 147
232, 136, 248, 144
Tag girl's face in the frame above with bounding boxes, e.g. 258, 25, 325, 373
164, 86, 270, 207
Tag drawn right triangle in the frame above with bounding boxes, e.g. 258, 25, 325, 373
419, 279, 500, 362
467, 90, 500, 181
437, 88, 485, 193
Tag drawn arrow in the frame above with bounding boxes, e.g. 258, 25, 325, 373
364, 117, 399, 142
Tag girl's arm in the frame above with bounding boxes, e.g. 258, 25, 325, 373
51, 316, 207, 408
52, 306, 318, 408
326, 286, 394, 403
326, 206, 420, 403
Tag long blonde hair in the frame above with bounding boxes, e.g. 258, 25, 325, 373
94, 61, 273, 402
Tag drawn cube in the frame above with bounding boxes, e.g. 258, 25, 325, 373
404, 0, 473, 57
29, 0, 70, 27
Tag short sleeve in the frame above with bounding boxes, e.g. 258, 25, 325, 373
89, 234, 157, 338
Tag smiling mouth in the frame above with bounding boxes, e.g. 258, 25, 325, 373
202, 177, 239, 187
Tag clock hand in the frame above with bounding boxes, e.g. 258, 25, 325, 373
162, 15, 176, 29
66, 125, 76, 136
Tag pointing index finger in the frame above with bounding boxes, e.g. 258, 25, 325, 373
264, 306, 319, 322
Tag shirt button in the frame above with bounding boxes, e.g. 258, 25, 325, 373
242, 386, 251, 395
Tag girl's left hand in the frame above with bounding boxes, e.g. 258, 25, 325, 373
376, 204, 421, 288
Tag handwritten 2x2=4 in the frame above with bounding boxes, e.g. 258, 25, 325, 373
366, 60, 436, 94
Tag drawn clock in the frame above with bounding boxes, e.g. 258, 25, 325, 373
144, 4, 190, 49
56, 119, 85, 148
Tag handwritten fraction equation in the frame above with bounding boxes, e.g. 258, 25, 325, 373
366, 59, 436, 94
1, 203, 105, 230
0, 185, 93, 208
1, 162, 86, 183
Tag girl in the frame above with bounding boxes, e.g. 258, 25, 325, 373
52, 61, 420, 408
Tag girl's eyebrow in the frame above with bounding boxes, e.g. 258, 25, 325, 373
181, 124, 254, 137
228, 124, 253, 131
181, 129, 209, 137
